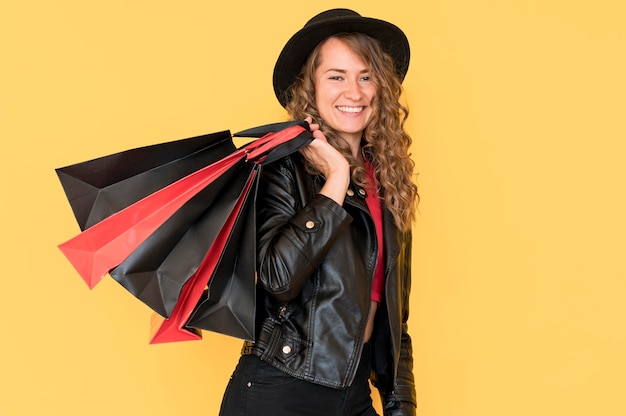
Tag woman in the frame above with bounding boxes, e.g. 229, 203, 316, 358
220, 9, 418, 416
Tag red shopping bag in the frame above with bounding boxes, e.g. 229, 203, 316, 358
58, 150, 247, 289
149, 165, 259, 343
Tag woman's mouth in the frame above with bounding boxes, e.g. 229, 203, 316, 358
336, 106, 364, 114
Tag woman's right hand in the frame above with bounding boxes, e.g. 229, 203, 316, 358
300, 117, 350, 205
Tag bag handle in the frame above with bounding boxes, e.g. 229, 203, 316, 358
260, 131, 313, 165
234, 120, 309, 138
244, 123, 313, 163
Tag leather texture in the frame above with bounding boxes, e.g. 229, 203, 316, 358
242, 153, 417, 415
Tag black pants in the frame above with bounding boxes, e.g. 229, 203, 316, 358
219, 344, 379, 416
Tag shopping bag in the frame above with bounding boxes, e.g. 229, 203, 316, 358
58, 150, 247, 289
149, 164, 259, 343
56, 130, 235, 231
57, 121, 313, 342
108, 158, 249, 317
57, 122, 309, 289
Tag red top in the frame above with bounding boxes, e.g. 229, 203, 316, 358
364, 159, 385, 303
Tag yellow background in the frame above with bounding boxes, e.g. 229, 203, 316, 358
1, 0, 625, 415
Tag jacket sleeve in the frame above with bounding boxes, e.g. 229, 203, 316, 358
256, 158, 352, 301
382, 325, 417, 415
382, 230, 417, 416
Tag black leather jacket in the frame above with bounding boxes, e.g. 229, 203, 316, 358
242, 154, 416, 415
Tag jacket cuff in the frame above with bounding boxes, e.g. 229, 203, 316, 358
382, 386, 417, 416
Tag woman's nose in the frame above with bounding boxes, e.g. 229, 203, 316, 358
343, 79, 362, 100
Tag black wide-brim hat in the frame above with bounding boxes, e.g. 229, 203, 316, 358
273, 8, 411, 107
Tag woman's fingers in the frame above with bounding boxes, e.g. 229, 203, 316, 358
304, 117, 326, 142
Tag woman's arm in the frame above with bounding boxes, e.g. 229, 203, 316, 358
255, 157, 352, 301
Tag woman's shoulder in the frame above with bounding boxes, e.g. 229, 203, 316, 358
260, 153, 320, 197
263, 152, 307, 176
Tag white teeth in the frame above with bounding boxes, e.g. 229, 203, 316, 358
337, 106, 363, 113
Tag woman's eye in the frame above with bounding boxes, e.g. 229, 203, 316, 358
329, 75, 343, 81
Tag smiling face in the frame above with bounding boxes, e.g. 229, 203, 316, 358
314, 37, 378, 147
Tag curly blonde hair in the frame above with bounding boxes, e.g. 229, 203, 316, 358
285, 32, 419, 231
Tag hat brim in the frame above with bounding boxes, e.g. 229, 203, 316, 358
273, 15, 410, 107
